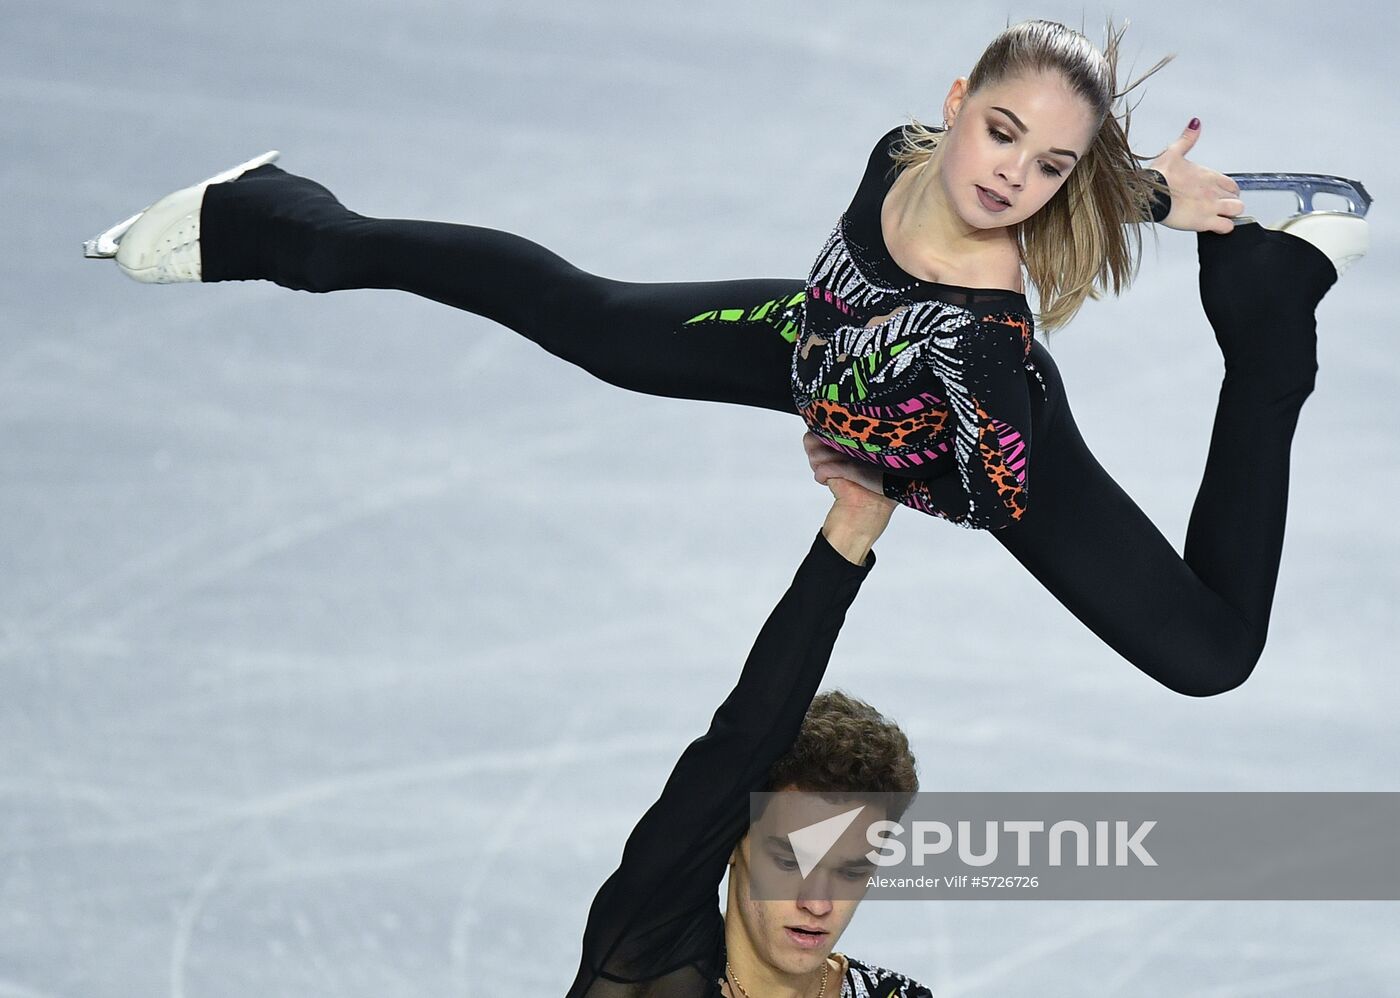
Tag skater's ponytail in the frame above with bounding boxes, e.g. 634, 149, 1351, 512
892, 18, 1174, 333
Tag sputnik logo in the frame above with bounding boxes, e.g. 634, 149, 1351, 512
787, 806, 866, 878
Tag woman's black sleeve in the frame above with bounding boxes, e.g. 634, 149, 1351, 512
566, 532, 874, 998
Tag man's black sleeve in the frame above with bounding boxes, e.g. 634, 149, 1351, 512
566, 532, 874, 998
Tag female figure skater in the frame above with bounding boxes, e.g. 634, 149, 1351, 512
569, 480, 930, 997
88, 20, 1369, 697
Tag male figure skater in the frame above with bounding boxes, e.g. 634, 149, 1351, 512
569, 476, 931, 998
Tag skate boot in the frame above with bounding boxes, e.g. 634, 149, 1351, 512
83, 152, 280, 283
1227, 173, 1373, 277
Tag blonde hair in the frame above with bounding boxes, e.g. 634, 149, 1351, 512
890, 18, 1174, 332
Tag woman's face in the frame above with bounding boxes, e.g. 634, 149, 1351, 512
936, 70, 1099, 231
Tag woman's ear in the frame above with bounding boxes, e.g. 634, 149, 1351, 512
943, 76, 970, 128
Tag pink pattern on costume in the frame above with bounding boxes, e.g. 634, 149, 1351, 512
821, 438, 953, 469
897, 395, 936, 415
990, 419, 1028, 484
840, 391, 948, 419
811, 287, 855, 316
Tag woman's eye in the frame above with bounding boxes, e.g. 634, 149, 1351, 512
774, 857, 798, 871
989, 126, 1064, 179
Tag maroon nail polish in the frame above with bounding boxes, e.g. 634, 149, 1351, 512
1189, 117, 1200, 130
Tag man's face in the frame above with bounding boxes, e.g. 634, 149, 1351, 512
726, 793, 885, 976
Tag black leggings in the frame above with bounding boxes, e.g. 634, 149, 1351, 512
202, 166, 1337, 696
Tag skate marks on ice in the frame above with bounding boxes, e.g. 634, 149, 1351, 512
7, 464, 478, 659
4, 716, 674, 856
446, 702, 595, 998
2, 386, 717, 669
162, 702, 623, 998
169, 829, 247, 998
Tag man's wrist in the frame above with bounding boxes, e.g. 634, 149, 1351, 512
821, 510, 888, 566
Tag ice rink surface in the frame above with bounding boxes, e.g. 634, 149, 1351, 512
4, 0, 1399, 994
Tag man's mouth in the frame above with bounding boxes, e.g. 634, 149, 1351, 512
784, 925, 829, 949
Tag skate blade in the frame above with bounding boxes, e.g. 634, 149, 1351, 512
1226, 172, 1373, 219
83, 150, 281, 259
84, 209, 145, 259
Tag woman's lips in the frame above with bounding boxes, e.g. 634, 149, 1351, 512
976, 185, 1011, 212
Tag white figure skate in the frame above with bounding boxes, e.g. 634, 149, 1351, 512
83, 151, 280, 283
1227, 173, 1373, 276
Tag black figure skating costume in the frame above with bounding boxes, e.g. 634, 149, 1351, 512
198, 125, 1337, 695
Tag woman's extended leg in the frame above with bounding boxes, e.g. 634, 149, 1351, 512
200, 165, 802, 412
995, 222, 1337, 696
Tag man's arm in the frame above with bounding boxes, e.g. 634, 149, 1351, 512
567, 485, 894, 997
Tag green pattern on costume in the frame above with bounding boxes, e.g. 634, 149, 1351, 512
816, 336, 919, 404
683, 291, 806, 344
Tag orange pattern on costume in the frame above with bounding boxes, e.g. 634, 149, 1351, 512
801, 398, 951, 451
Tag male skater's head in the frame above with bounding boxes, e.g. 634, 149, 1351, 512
725, 689, 918, 983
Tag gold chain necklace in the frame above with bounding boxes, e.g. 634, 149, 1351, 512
725, 959, 830, 998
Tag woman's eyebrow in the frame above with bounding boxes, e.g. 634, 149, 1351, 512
989, 106, 1080, 161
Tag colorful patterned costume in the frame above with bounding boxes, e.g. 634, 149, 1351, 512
789, 126, 1036, 528
676, 126, 1038, 527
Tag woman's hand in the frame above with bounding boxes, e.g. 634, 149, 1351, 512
1149, 119, 1245, 235
804, 432, 896, 564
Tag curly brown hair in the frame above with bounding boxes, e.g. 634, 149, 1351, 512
763, 690, 920, 820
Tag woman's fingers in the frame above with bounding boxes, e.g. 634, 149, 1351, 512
1211, 196, 1246, 234
1166, 117, 1202, 160
1150, 126, 1254, 236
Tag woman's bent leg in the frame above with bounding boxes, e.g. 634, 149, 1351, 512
1183, 222, 1335, 638
201, 165, 802, 412
996, 224, 1337, 696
